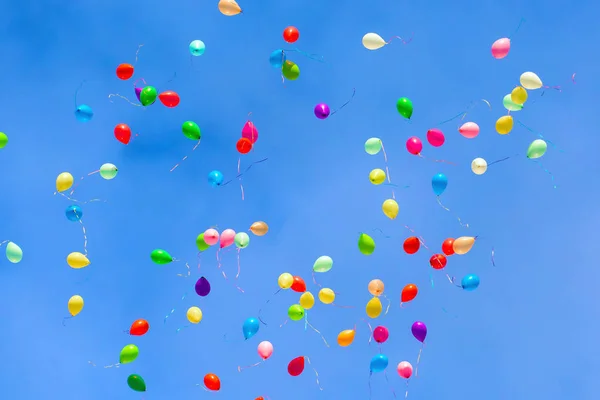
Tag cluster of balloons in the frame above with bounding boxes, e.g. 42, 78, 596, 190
237, 120, 258, 154
133, 85, 180, 108
363, 138, 399, 220
269, 26, 301, 80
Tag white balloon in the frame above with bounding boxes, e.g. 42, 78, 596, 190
362, 33, 386, 50
519, 72, 543, 90
471, 158, 488, 175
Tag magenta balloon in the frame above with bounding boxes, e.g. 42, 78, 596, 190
411, 321, 427, 343
373, 326, 389, 343
242, 121, 259, 143
426, 129, 445, 147
314, 103, 330, 119
406, 137, 423, 155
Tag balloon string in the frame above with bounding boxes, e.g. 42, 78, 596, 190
385, 33, 413, 45
176, 324, 190, 333
311, 271, 323, 288
238, 361, 262, 371
279, 319, 288, 328
216, 248, 245, 293
170, 140, 201, 172
304, 316, 330, 347
404, 379, 410, 399
384, 371, 398, 398
62, 316, 74, 326
78, 219, 89, 256
368, 373, 373, 400
379, 140, 396, 200
134, 44, 144, 64
133, 78, 147, 88
491, 247, 496, 267
356, 318, 374, 344
237, 157, 245, 200
415, 346, 424, 377
446, 274, 462, 288
220, 158, 268, 187
305, 357, 324, 390
70, 170, 100, 196
382, 294, 391, 315
283, 48, 326, 63
74, 80, 87, 107
197, 252, 202, 271
329, 88, 356, 116
87, 361, 121, 368
508, 18, 526, 38
163, 292, 187, 324
53, 191, 106, 204
530, 159, 557, 189
432, 111, 465, 127
107, 94, 143, 107
515, 120, 563, 152
487, 155, 514, 167
258, 288, 281, 326
435, 197, 469, 228
433, 99, 491, 127
176, 262, 191, 278
235, 249, 242, 279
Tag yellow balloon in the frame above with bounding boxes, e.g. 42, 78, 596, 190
362, 33, 386, 50
187, 306, 203, 324
369, 169, 386, 185
278, 272, 293, 289
495, 115, 513, 135
68, 295, 84, 316
511, 86, 528, 105
519, 72, 543, 90
368, 279, 384, 296
218, 0, 241, 16
366, 297, 382, 318
56, 172, 74, 192
471, 158, 487, 175
453, 236, 476, 255
318, 288, 335, 305
299, 292, 315, 310
67, 252, 90, 269
382, 199, 399, 220
249, 221, 268, 236
337, 329, 356, 346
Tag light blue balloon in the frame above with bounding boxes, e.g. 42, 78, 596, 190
208, 170, 224, 187
370, 354, 389, 373
461, 274, 480, 291
75, 104, 93, 122
242, 317, 259, 340
269, 49, 286, 68
189, 40, 206, 56
431, 173, 448, 196
65, 205, 83, 222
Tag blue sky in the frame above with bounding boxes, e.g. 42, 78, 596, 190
0, 0, 599, 399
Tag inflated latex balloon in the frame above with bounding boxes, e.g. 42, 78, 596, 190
65, 205, 83, 222
373, 326, 389, 343
491, 38, 510, 59
382, 199, 399, 219
299, 292, 315, 309
242, 121, 259, 143
453, 236, 476, 255
442, 238, 455, 255
195, 234, 209, 252
495, 115, 514, 135
250, 221, 269, 236
288, 304, 305, 321
403, 237, 420, 254
406, 137, 422, 155
397, 361, 413, 379
257, 341, 274, 359
314, 103, 330, 119
67, 252, 90, 269
527, 139, 547, 159
116, 63, 134, 80
396, 97, 413, 119
234, 232, 250, 248
459, 122, 479, 139
278, 273, 294, 289
218, 0, 241, 16
368, 279, 384, 296
208, 170, 224, 187
511, 86, 528, 105
127, 374, 146, 392
195, 277, 211, 296
366, 297, 382, 318
0, 132, 8, 149
269, 49, 286, 68
186, 306, 203, 324
150, 249, 173, 264
114, 123, 132, 144
236, 137, 253, 154
370, 354, 389, 372
313, 256, 333, 273
337, 329, 355, 347
503, 94, 523, 112
75, 105, 93, 122
411, 321, 427, 343
140, 86, 158, 106
318, 288, 335, 304
429, 254, 447, 270
461, 274, 480, 291
5, 241, 22, 263
189, 40, 206, 56
358, 233, 375, 255
56, 172, 74, 192
520, 72, 543, 90
401, 284, 418, 303
68, 295, 84, 316
120, 344, 139, 364
204, 373, 221, 391
362, 33, 386, 50
369, 168, 386, 185
471, 158, 488, 175
181, 121, 201, 140
282, 60, 300, 80
203, 229, 220, 245
130, 319, 149, 336
364, 138, 382, 155
220, 229, 236, 248
158, 91, 180, 107
283, 26, 300, 43
431, 173, 448, 196
426, 128, 445, 147
100, 163, 118, 179
287, 356, 305, 376
243, 317, 260, 339
291, 276, 307, 293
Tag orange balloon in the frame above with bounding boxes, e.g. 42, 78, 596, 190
255, 397, 265, 400
442, 238, 455, 255
236, 137, 253, 154
203, 373, 220, 391
403, 237, 420, 254
401, 284, 418, 303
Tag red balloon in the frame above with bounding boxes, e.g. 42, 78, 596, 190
158, 91, 180, 108
236, 137, 253, 154
129, 319, 149, 336
283, 26, 300, 43
430, 254, 447, 270
401, 284, 418, 302
287, 356, 305, 376
442, 238, 455, 256
114, 123, 132, 144
203, 373, 220, 391
255, 398, 265, 400
291, 276, 306, 293
116, 63, 134, 80
403, 237, 420, 254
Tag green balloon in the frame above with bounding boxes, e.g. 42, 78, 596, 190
0, 132, 8, 149
527, 139, 547, 159
127, 374, 146, 392
364, 138, 382, 155
502, 94, 523, 112
196, 233, 210, 252
396, 97, 413, 119
313, 256, 333, 273
5, 241, 22, 263
182, 121, 201, 140
288, 304, 305, 321
282, 60, 300, 80
99, 163, 118, 180
234, 232, 250, 248
151, 249, 173, 264
120, 344, 139, 364
140, 86, 157, 106
358, 233, 375, 255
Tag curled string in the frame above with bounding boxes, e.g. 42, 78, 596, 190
54, 191, 106, 204
237, 158, 245, 200
515, 120, 563, 153
311, 271, 323, 288
170, 140, 201, 172
329, 88, 356, 117
220, 158, 269, 187
238, 360, 263, 371
530, 159, 557, 189
176, 324, 191, 333
87, 360, 121, 368
382, 294, 391, 315
384, 371, 398, 398
491, 248, 496, 266
79, 219, 89, 256
258, 288, 281, 326
356, 319, 374, 344
305, 357, 324, 390
235, 249, 242, 279
386, 33, 413, 45
69, 170, 99, 196
415, 345, 424, 377
134, 44, 144, 64
379, 140, 395, 200
446, 274, 462, 288
435, 197, 469, 228
176, 262, 191, 278
216, 248, 245, 293
163, 292, 187, 324
304, 314, 330, 347
107, 94, 143, 107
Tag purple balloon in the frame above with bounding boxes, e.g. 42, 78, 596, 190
411, 321, 427, 343
195, 277, 211, 297
314, 103, 330, 119
135, 87, 142, 102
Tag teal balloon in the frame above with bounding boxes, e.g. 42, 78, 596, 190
370, 354, 389, 373
189, 40, 206, 56
242, 317, 259, 340
75, 105, 93, 122
461, 274, 480, 291
269, 49, 286, 68
432, 173, 448, 196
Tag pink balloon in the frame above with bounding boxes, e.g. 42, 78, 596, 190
242, 121, 259, 143
397, 361, 413, 379
220, 229, 236, 248
257, 341, 273, 359
203, 229, 220, 246
491, 38, 510, 59
373, 326, 389, 343
459, 122, 480, 139
426, 129, 445, 147
406, 137, 422, 155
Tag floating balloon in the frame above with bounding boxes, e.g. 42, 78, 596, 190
203, 229, 220, 245
242, 121, 259, 143
56, 172, 74, 192
75, 105, 93, 122
471, 157, 488, 175
495, 115, 513, 135
406, 137, 422, 155
203, 373, 221, 391
429, 254, 447, 270
503, 94, 523, 112
5, 242, 22, 263
195, 277, 211, 296
114, 123, 132, 144
127, 374, 146, 392
459, 122, 480, 139
411, 321, 427, 343
403, 237, 420, 254
116, 63, 134, 80
491, 38, 510, 59
358, 233, 375, 255
283, 26, 299, 43
196, 233, 210, 252
366, 297, 382, 318
257, 341, 273, 359
313, 256, 333, 273
291, 276, 307, 293
120, 344, 139, 364
527, 139, 547, 159
369, 168, 386, 185
373, 326, 389, 343
220, 229, 236, 248
100, 163, 118, 179
314, 103, 330, 119
511, 86, 528, 105
140, 86, 157, 106
150, 249, 173, 264
299, 292, 315, 309
370, 354, 389, 373
461, 274, 480, 291
130, 319, 149, 336
134, 87, 142, 102
368, 279, 384, 296
218, 0, 241, 16
65, 205, 83, 222
397, 361, 413, 379
250, 221, 268, 236
288, 356, 305, 376
362, 33, 386, 50
0, 132, 8, 149
67, 252, 90, 269
236, 137, 253, 154
187, 306, 203, 324
396, 97, 413, 119
442, 238, 455, 255
426, 128, 445, 147
318, 288, 335, 304
337, 329, 356, 347
382, 199, 399, 219
364, 138, 382, 155
189, 40, 206, 56
278, 273, 294, 289
68, 295, 84, 316
282, 60, 300, 80
234, 232, 250, 248
431, 173, 448, 196
243, 317, 260, 339
520, 72, 543, 90
401, 284, 418, 303
288, 304, 305, 321
269, 49, 286, 68
453, 236, 476, 255
158, 91, 180, 108
208, 170, 224, 187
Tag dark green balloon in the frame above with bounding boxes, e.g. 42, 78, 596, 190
151, 249, 173, 264
182, 121, 201, 140
396, 97, 413, 119
140, 86, 157, 106
127, 374, 146, 392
